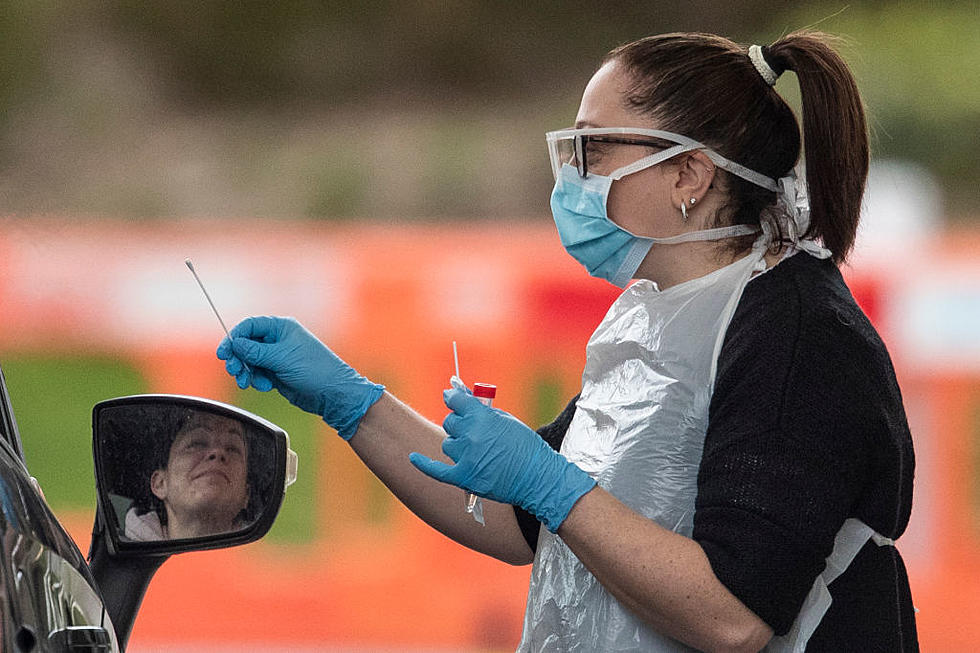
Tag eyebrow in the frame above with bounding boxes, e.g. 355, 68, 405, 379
574, 121, 600, 129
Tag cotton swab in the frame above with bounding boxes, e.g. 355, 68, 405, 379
185, 258, 249, 373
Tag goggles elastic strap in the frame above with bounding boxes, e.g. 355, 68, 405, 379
608, 144, 699, 180
704, 152, 779, 192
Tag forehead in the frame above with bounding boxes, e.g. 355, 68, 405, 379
175, 413, 245, 441
575, 61, 653, 130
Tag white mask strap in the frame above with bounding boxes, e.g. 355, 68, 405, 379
646, 224, 759, 245
775, 171, 832, 258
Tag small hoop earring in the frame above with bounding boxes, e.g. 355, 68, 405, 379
680, 202, 688, 221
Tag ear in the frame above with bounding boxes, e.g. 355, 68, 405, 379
150, 469, 167, 501
671, 150, 716, 210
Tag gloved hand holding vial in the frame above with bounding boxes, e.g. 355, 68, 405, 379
450, 341, 499, 526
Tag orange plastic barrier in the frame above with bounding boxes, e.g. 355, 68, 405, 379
2, 218, 978, 650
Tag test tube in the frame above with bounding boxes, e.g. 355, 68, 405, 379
465, 383, 496, 525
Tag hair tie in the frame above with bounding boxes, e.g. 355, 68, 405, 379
748, 44, 780, 86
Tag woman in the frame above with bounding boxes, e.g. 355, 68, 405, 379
124, 409, 251, 541
217, 31, 916, 652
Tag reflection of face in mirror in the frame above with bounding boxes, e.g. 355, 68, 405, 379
148, 413, 250, 539
98, 403, 274, 543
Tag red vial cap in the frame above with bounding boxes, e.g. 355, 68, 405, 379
472, 383, 497, 399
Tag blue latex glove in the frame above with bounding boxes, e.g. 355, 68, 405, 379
410, 387, 596, 533
216, 316, 384, 440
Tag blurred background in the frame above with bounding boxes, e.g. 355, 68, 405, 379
0, 1, 978, 651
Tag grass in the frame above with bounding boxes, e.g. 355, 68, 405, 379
3, 354, 148, 511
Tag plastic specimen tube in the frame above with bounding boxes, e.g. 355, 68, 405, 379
465, 383, 497, 526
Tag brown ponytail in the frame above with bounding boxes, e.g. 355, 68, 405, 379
766, 31, 869, 262
606, 30, 869, 263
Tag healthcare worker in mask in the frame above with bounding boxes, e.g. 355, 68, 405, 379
218, 31, 917, 652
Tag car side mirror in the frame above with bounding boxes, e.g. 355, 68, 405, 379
93, 394, 298, 556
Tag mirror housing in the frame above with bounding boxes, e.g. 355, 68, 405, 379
93, 394, 297, 556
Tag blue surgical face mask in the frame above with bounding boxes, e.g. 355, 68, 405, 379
550, 163, 758, 287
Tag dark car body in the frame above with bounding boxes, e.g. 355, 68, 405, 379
0, 365, 118, 652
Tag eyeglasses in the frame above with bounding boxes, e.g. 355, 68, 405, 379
545, 127, 699, 182
571, 135, 676, 178
545, 127, 780, 191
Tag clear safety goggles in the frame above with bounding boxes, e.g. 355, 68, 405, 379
545, 127, 779, 192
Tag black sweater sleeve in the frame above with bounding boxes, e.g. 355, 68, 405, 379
514, 394, 580, 551
693, 254, 914, 635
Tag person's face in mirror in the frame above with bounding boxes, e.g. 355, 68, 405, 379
150, 412, 249, 539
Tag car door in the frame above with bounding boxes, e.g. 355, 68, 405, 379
0, 363, 118, 653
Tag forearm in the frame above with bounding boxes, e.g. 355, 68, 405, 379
558, 488, 772, 653
349, 392, 534, 565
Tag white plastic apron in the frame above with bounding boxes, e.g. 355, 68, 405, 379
517, 244, 887, 652
518, 245, 766, 652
